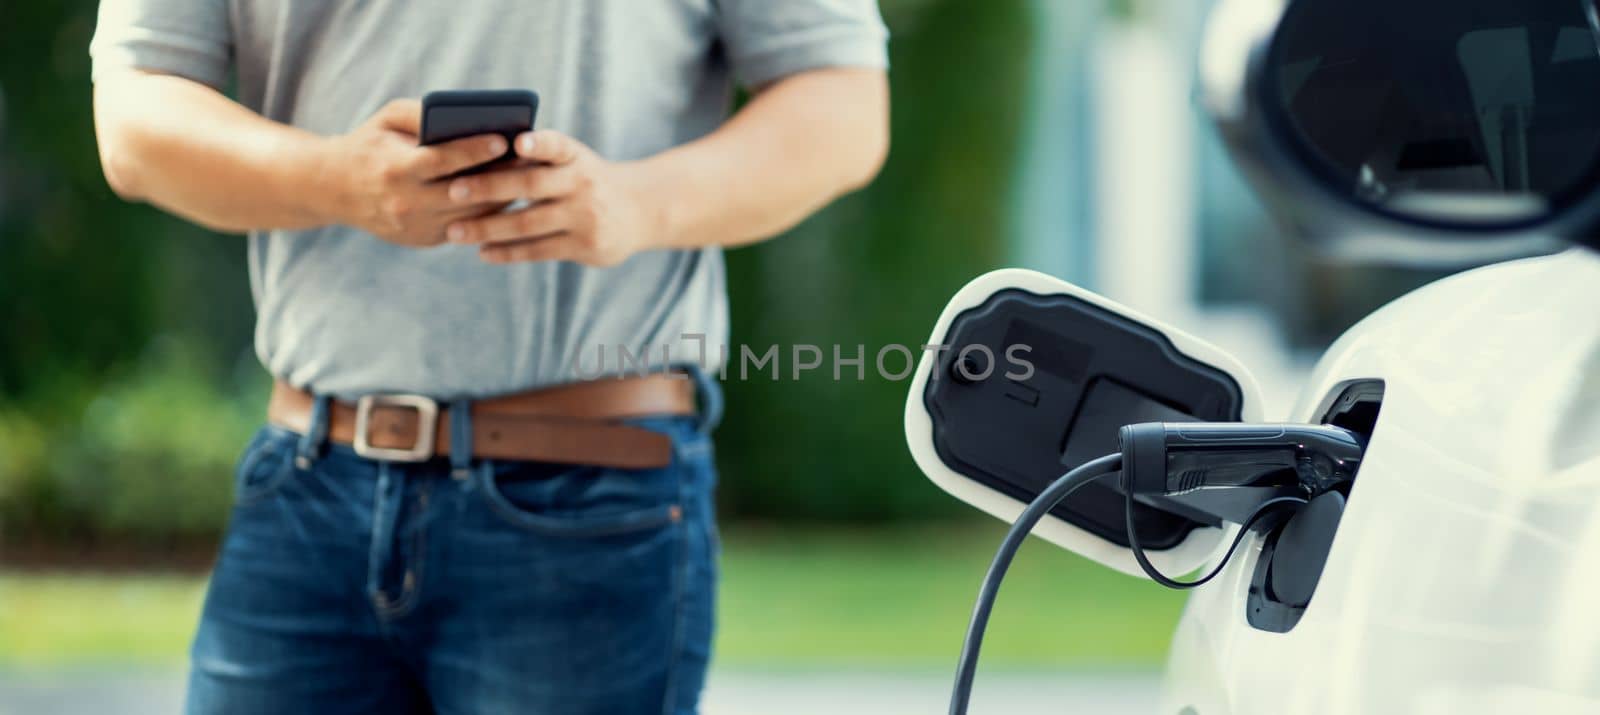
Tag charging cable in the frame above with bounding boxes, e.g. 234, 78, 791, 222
948, 453, 1122, 715
1123, 490, 1305, 590
948, 422, 1363, 714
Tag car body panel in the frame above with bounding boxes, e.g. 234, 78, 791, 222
1163, 250, 1600, 714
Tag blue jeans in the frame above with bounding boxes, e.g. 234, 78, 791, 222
186, 401, 720, 715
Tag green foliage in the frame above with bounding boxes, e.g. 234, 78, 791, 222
0, 3, 253, 400
718, 0, 1036, 521
0, 343, 266, 544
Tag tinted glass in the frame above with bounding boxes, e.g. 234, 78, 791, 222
1270, 0, 1600, 225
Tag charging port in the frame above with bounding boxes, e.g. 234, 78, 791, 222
1246, 380, 1383, 633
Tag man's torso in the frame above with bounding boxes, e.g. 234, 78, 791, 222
235, 0, 732, 398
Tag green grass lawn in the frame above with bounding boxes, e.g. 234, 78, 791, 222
0, 525, 1185, 670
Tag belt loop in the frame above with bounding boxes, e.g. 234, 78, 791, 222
684, 364, 723, 435
295, 394, 331, 470
449, 399, 474, 481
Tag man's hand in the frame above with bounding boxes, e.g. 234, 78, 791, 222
440, 131, 668, 267
318, 100, 513, 247
437, 68, 886, 266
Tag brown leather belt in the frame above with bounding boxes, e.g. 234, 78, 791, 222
267, 375, 696, 469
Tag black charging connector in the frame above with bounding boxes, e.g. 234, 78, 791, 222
1121, 422, 1363, 520
1117, 422, 1362, 589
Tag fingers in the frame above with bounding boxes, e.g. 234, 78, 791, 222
514, 130, 585, 165
479, 236, 579, 264
450, 200, 516, 220
446, 164, 584, 204
408, 134, 508, 180
374, 182, 503, 226
446, 201, 572, 244
373, 99, 423, 134
435, 199, 514, 225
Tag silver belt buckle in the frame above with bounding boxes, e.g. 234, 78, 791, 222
353, 394, 440, 463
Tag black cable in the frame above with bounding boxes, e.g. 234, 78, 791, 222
948, 452, 1311, 714
1123, 480, 1307, 590
948, 452, 1123, 715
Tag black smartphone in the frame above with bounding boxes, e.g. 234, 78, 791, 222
420, 89, 540, 176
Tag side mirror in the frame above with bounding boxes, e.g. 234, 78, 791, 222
1202, 0, 1600, 261
904, 269, 1267, 578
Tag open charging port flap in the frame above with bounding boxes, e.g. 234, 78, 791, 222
905, 269, 1270, 578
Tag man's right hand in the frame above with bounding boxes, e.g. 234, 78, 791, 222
317, 99, 510, 248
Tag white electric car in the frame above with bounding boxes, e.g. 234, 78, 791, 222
908, 1, 1600, 713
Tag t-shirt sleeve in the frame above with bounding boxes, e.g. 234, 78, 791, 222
716, 0, 889, 89
89, 0, 232, 90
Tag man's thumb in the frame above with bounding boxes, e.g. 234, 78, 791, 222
373, 99, 423, 135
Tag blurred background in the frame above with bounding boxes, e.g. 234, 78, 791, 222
0, 0, 1474, 712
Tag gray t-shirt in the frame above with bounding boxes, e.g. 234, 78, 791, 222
90, 0, 887, 399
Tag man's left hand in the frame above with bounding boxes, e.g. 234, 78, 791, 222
443, 130, 667, 267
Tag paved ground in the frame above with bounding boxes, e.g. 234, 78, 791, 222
0, 669, 1160, 714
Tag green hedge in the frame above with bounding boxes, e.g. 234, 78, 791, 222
717, 0, 1034, 521
0, 345, 264, 544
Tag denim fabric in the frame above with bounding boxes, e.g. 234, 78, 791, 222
186, 414, 718, 715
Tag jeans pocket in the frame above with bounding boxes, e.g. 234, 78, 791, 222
478, 460, 685, 539
232, 426, 299, 506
